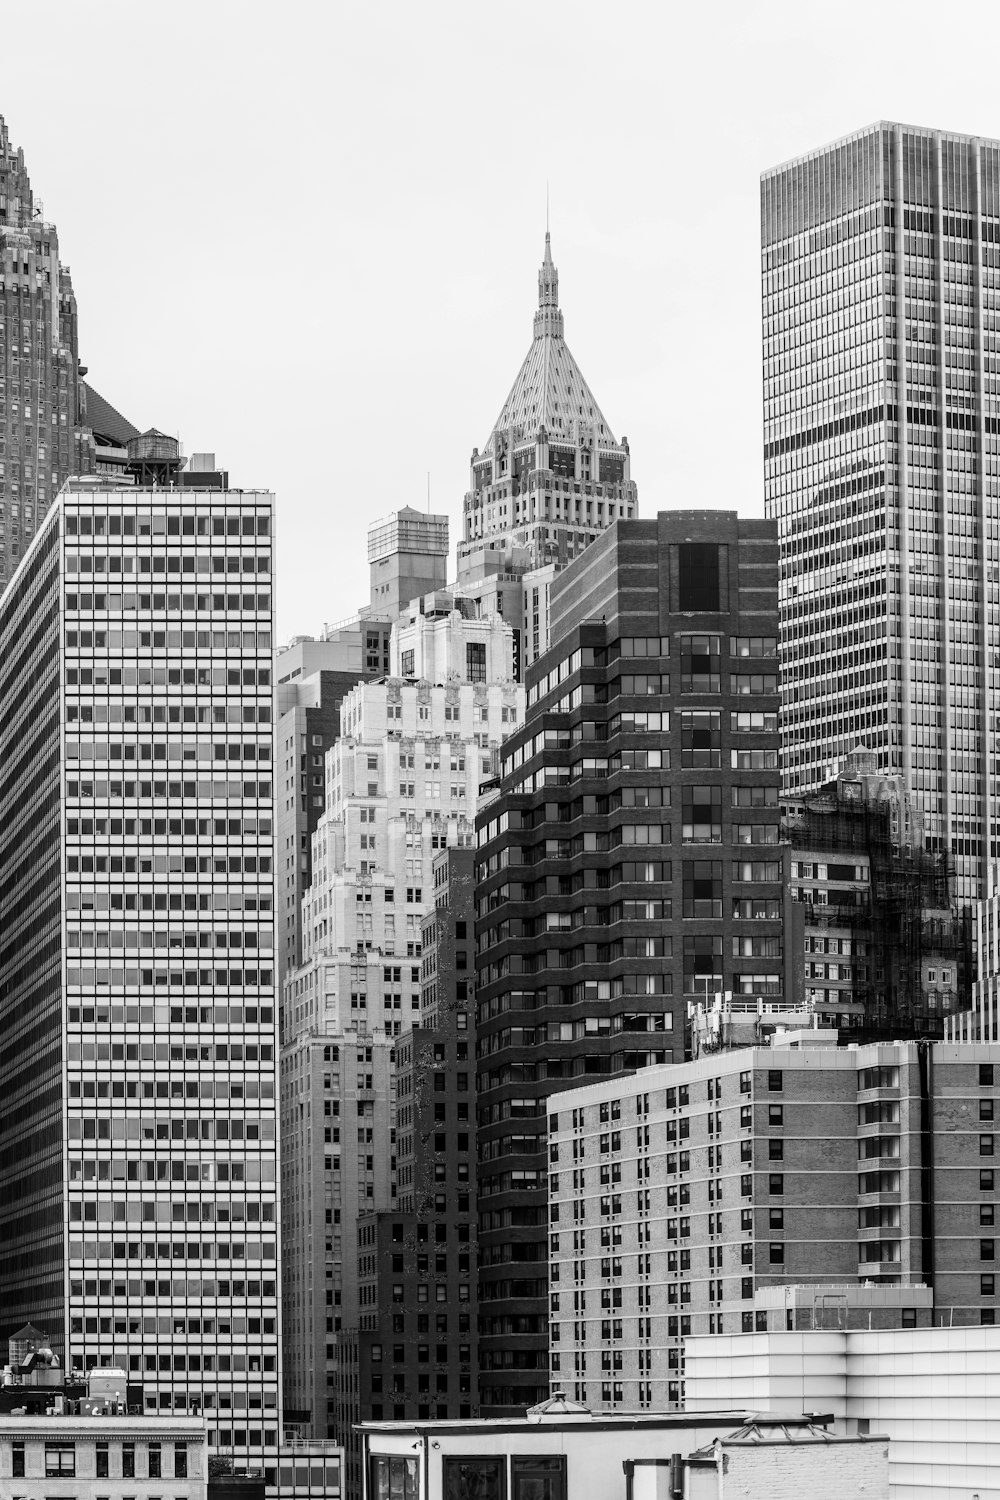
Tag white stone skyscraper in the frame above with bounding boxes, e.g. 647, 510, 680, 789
0, 464, 281, 1477
763, 120, 1000, 902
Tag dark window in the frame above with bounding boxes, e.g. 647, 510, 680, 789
683, 933, 723, 996
148, 1443, 161, 1478
768, 1174, 784, 1195
12, 1444, 24, 1477
467, 642, 487, 683
901, 1308, 917, 1328
768, 1208, 784, 1229
982, 1136, 995, 1157
768, 1105, 783, 1125
512, 1454, 566, 1500
769, 1243, 784, 1264
96, 1443, 109, 1478
679, 634, 721, 692
122, 1443, 135, 1478
682, 860, 722, 918
981, 1239, 996, 1261
768, 1070, 783, 1092
980, 1065, 995, 1086
443, 1455, 505, 1500
681, 784, 722, 842
981, 1171, 995, 1192
677, 543, 721, 611
680, 710, 721, 767
401, 649, 415, 677
981, 1100, 995, 1121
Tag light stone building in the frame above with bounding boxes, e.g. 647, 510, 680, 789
0, 1412, 206, 1498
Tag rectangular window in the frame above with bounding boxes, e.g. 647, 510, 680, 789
45, 1442, 76, 1476
371, 1454, 420, 1498
512, 1454, 567, 1500
677, 542, 721, 611
681, 784, 722, 842
679, 634, 721, 692
683, 934, 723, 997
467, 642, 487, 683
680, 710, 721, 767
401, 649, 415, 677
682, 859, 722, 918
443, 1455, 505, 1500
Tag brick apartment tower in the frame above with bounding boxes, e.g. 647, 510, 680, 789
474, 511, 782, 1414
0, 114, 95, 590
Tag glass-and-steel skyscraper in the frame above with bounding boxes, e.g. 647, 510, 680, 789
762, 121, 1000, 900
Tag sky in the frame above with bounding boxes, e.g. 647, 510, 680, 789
3, 0, 1000, 642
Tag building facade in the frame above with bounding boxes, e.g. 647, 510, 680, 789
0, 113, 96, 594
368, 509, 449, 620
474, 511, 782, 1414
280, 1030, 394, 1444
547, 1040, 1000, 1413
0, 474, 281, 1472
947, 863, 1000, 1042
276, 626, 391, 990
763, 120, 1000, 901
0, 1412, 206, 1498
335, 852, 479, 1495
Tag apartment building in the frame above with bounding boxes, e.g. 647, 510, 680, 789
546, 1041, 1000, 1412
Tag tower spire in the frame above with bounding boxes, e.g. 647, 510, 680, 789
536, 229, 561, 332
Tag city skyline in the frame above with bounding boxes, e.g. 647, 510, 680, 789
4, 3, 999, 640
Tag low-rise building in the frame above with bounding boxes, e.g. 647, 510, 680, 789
684, 1323, 1000, 1499
0, 1412, 205, 1497
359, 1397, 887, 1500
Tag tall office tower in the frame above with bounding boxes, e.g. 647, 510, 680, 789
280, 1030, 394, 1442
0, 114, 96, 591
334, 850, 479, 1496
456, 235, 638, 663
276, 624, 392, 991
762, 121, 1000, 902
0, 467, 281, 1477
474, 511, 782, 1415
368, 508, 449, 619
548, 1040, 1000, 1412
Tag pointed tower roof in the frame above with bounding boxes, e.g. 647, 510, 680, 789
485, 235, 617, 452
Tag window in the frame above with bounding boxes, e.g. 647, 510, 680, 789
401, 649, 415, 677
46, 1442, 76, 1476
901, 1308, 917, 1328
96, 1442, 109, 1478
467, 642, 487, 683
683, 934, 723, 996
371, 1454, 419, 1498
981, 1239, 996, 1261
443, 1455, 505, 1500
680, 634, 721, 692
682, 860, 722, 918
982, 1136, 995, 1157
981, 1171, 995, 1192
682, 784, 722, 842
980, 1065, 995, 1086
981, 1099, 995, 1121
512, 1454, 567, 1500
768, 1174, 784, 1195
677, 542, 721, 611
768, 1070, 783, 1092
769, 1243, 785, 1264
768, 1208, 783, 1230
148, 1442, 162, 1477
768, 1105, 783, 1125
680, 711, 721, 767
11, 1443, 24, 1477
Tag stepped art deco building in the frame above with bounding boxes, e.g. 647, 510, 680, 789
456, 234, 638, 668
0, 113, 96, 591
0, 459, 281, 1477
763, 121, 1000, 902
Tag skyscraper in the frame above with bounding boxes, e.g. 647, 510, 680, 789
0, 465, 281, 1476
762, 121, 1000, 901
0, 113, 96, 590
474, 511, 781, 1414
456, 235, 638, 666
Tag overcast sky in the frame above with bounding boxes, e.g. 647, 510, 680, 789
2, 0, 998, 641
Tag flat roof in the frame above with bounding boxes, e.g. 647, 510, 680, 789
359, 1408, 830, 1436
